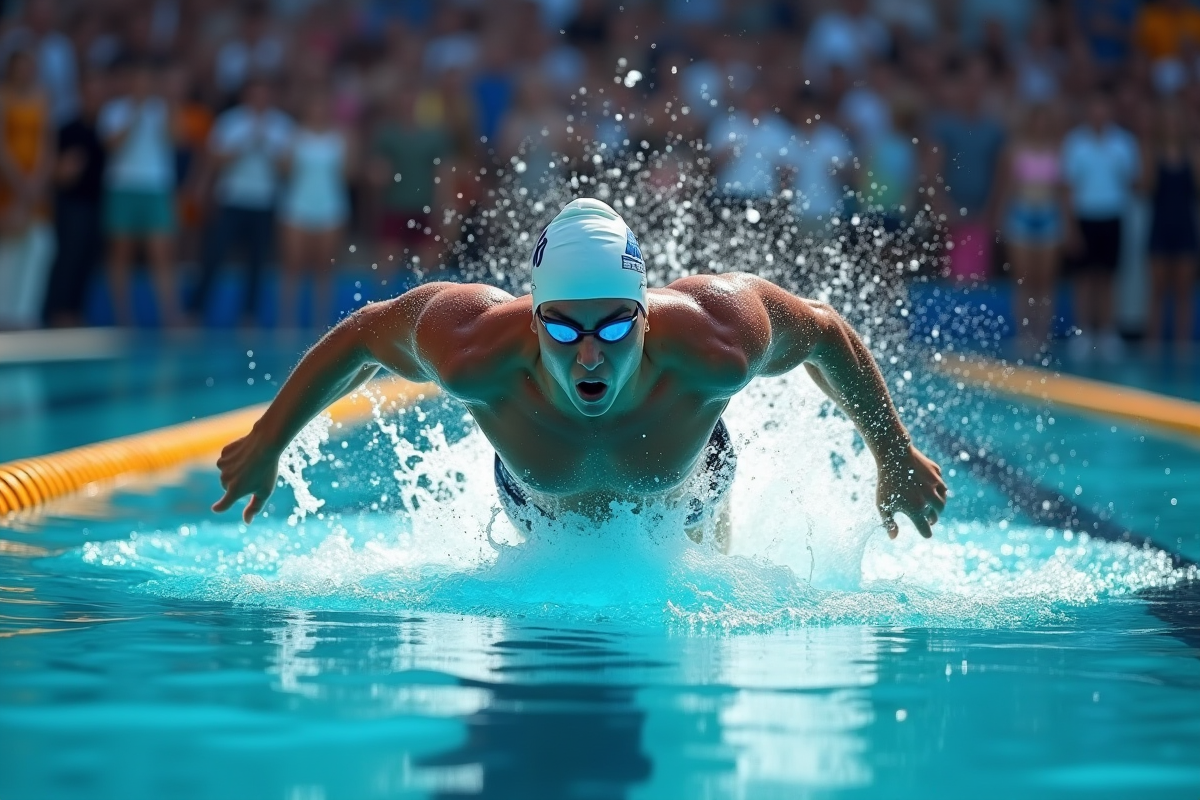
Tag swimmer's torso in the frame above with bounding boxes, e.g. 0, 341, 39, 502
469, 367, 729, 514
399, 283, 756, 516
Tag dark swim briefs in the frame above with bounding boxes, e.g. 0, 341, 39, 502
493, 418, 738, 531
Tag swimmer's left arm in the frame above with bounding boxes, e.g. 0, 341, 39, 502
736, 275, 948, 539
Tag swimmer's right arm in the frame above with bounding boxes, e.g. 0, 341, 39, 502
214, 282, 503, 522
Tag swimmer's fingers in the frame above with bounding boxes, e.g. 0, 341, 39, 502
242, 492, 266, 524
928, 485, 947, 513
211, 486, 241, 513
906, 508, 935, 539
883, 513, 899, 540
877, 495, 900, 539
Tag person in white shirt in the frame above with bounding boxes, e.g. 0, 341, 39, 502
803, 0, 890, 83
98, 58, 180, 327
786, 91, 854, 228
190, 77, 293, 326
1061, 92, 1141, 361
213, 1, 286, 103
706, 87, 798, 201
277, 91, 353, 330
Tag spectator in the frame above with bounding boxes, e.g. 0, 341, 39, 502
277, 91, 353, 330
99, 58, 180, 327
191, 77, 293, 326
167, 63, 215, 267
0, 0, 78, 126
369, 84, 447, 276
683, 31, 754, 124
1014, 14, 1064, 103
500, 71, 572, 188
44, 72, 107, 328
0, 49, 54, 330
472, 35, 516, 147
929, 62, 1006, 282
1143, 104, 1198, 350
1061, 91, 1140, 360
994, 104, 1068, 358
863, 99, 921, 230
214, 0, 287, 103
707, 86, 797, 202
785, 90, 854, 227
960, 0, 1036, 46
1077, 0, 1139, 70
803, 0, 890, 82
839, 59, 895, 151
1134, 0, 1200, 62
422, 5, 480, 75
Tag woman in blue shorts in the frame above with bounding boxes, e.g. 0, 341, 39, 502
994, 105, 1067, 357
1144, 104, 1198, 350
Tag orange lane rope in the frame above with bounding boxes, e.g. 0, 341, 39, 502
937, 356, 1200, 437
0, 378, 437, 515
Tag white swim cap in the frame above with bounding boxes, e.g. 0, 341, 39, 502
530, 198, 647, 312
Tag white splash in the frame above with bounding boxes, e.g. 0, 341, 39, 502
76, 374, 1195, 630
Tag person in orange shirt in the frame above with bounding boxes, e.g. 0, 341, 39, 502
0, 48, 55, 329
1135, 0, 1200, 60
165, 63, 214, 267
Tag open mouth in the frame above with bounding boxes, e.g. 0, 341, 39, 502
575, 380, 609, 403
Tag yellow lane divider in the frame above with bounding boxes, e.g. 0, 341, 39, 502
938, 356, 1200, 437
0, 378, 437, 516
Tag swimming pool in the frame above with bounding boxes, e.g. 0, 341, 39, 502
2, 333, 1198, 800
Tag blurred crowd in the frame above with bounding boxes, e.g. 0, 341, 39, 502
0, 0, 1198, 357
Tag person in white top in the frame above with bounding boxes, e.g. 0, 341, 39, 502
1061, 93, 1140, 361
213, 1, 286, 103
786, 90, 854, 228
277, 91, 354, 330
98, 58, 180, 327
706, 87, 798, 201
189, 77, 293, 326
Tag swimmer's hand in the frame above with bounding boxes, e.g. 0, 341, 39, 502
876, 444, 948, 539
211, 430, 280, 524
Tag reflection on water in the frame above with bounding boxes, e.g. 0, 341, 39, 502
3, 573, 1200, 800
262, 612, 879, 799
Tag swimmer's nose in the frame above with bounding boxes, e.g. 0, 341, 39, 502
576, 337, 604, 370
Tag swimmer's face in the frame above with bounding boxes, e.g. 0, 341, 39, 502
533, 298, 646, 418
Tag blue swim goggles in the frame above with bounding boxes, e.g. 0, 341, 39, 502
536, 307, 641, 345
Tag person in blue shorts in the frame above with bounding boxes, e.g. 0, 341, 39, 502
98, 58, 180, 326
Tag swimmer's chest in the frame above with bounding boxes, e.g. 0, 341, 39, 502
469, 389, 725, 494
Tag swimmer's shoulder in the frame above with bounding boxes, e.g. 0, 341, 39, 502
357, 283, 534, 400
649, 274, 772, 393
412, 283, 538, 400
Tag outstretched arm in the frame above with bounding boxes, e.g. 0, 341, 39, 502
737, 275, 948, 538
212, 282, 467, 522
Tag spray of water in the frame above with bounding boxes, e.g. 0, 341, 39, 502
72, 88, 1196, 629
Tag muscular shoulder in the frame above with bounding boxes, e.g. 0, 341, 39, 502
648, 274, 773, 394
655, 273, 831, 385
362, 283, 535, 400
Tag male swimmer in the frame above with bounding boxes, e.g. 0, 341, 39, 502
214, 198, 947, 548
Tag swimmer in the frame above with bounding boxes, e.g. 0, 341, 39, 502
214, 198, 947, 548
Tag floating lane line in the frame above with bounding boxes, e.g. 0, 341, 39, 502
936, 356, 1200, 438
0, 378, 438, 516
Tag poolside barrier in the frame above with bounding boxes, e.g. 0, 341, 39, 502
939, 356, 1200, 437
0, 378, 436, 515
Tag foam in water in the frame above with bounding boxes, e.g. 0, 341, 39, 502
75, 373, 1195, 630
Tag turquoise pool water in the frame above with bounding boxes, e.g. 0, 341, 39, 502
2, 334, 1199, 800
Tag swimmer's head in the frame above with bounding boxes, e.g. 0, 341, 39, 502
530, 198, 649, 417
